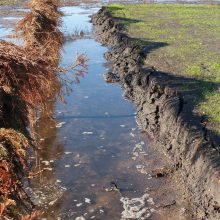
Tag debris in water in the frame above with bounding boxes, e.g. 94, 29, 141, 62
130, 132, 135, 137
42, 160, 50, 166
76, 203, 83, 207
43, 167, 53, 171
74, 164, 80, 167
136, 165, 148, 174
82, 131, 93, 135
75, 217, 85, 220
85, 198, 91, 203
120, 124, 126, 127
64, 151, 72, 155
132, 143, 147, 160
56, 122, 66, 128
65, 164, 70, 168
49, 198, 57, 206
105, 181, 120, 192
120, 192, 155, 219
104, 71, 120, 83
147, 198, 155, 205
56, 179, 62, 183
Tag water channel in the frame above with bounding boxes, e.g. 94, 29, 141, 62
0, 4, 197, 220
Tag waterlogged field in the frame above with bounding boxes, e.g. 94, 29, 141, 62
107, 3, 220, 131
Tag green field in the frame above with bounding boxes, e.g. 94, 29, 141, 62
107, 3, 220, 131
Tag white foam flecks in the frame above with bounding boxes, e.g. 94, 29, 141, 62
65, 164, 70, 168
76, 203, 83, 207
130, 132, 135, 137
120, 193, 155, 219
43, 167, 53, 171
42, 160, 50, 166
85, 198, 91, 203
75, 217, 85, 220
147, 198, 155, 205
82, 131, 93, 135
132, 142, 147, 160
136, 165, 148, 174
49, 198, 57, 206
56, 122, 66, 128
64, 151, 72, 155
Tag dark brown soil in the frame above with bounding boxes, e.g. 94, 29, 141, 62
91, 7, 220, 220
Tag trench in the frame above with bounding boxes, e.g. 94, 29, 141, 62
0, 4, 195, 220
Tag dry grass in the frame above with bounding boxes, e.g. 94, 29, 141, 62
0, 0, 65, 219
15, 0, 64, 65
0, 128, 30, 218
0, 40, 60, 114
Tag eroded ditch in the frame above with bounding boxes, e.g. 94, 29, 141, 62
0, 4, 197, 220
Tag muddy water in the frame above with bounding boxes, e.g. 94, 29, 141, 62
25, 6, 194, 220
0, 5, 193, 220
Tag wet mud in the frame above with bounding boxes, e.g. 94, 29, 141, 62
91, 7, 220, 220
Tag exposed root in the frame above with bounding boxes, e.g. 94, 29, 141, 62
0, 40, 61, 116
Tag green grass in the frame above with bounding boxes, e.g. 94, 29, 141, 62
107, 3, 220, 131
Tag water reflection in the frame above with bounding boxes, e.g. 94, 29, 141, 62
29, 5, 193, 220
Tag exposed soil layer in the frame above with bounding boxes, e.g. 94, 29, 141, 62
91, 7, 220, 220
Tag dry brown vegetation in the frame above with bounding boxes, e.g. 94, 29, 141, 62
0, 0, 65, 219
15, 0, 64, 65
0, 41, 60, 112
0, 0, 88, 218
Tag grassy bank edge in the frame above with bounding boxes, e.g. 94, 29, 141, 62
107, 3, 220, 132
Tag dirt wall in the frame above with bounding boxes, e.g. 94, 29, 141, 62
92, 7, 220, 220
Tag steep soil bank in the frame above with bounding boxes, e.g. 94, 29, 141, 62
92, 7, 220, 220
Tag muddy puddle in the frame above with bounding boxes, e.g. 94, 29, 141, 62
0, 4, 195, 220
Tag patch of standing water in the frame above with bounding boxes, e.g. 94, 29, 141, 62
60, 6, 99, 38
0, 14, 23, 44
29, 5, 193, 220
